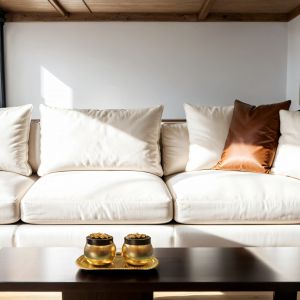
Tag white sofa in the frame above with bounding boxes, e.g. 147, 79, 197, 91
2, 120, 300, 249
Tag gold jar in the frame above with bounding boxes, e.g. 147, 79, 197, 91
84, 233, 116, 266
122, 233, 153, 266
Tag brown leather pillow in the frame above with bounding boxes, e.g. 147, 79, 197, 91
214, 99, 291, 173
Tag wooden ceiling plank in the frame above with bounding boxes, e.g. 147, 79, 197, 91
288, 4, 300, 21
82, 0, 93, 14
0, 0, 57, 13
55, 0, 88, 13
48, 0, 69, 17
83, 0, 205, 13
198, 0, 214, 20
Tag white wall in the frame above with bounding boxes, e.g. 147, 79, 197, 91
287, 15, 300, 110
5, 22, 288, 118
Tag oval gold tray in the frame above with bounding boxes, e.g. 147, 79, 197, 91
76, 252, 159, 270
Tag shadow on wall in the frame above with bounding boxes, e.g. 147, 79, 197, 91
40, 66, 73, 109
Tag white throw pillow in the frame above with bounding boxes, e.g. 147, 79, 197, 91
184, 103, 233, 171
38, 105, 163, 176
0, 105, 33, 176
272, 110, 300, 179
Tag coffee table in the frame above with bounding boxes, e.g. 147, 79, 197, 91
0, 247, 299, 300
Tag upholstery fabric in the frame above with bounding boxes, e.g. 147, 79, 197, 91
28, 120, 41, 173
0, 105, 33, 176
161, 122, 189, 176
5, 223, 300, 248
14, 224, 174, 248
0, 171, 36, 224
21, 171, 173, 224
174, 225, 300, 247
272, 110, 300, 179
38, 105, 163, 176
0, 225, 19, 247
215, 100, 291, 173
184, 103, 233, 171
166, 170, 300, 224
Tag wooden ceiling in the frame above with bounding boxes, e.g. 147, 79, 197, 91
0, 0, 300, 22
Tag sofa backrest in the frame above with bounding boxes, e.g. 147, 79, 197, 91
28, 120, 41, 173
28, 120, 190, 176
161, 122, 189, 176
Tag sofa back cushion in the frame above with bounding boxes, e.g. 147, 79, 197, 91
161, 122, 189, 176
184, 103, 234, 171
28, 120, 41, 173
38, 105, 163, 176
29, 119, 189, 177
0, 105, 33, 176
272, 110, 300, 179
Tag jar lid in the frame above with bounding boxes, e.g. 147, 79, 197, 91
86, 236, 113, 246
124, 236, 151, 245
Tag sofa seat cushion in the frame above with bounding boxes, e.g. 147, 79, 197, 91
166, 170, 300, 224
21, 171, 172, 224
0, 171, 36, 224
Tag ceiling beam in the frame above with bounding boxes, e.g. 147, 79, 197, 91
82, 0, 93, 15
4, 12, 288, 22
48, 0, 69, 17
5, 13, 197, 22
288, 4, 300, 21
198, 0, 214, 20
206, 13, 288, 22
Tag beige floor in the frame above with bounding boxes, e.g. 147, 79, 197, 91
0, 292, 283, 300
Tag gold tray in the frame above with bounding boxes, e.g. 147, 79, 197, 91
76, 252, 159, 271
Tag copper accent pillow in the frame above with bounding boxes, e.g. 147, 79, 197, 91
214, 100, 291, 173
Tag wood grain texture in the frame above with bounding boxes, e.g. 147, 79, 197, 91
0, 0, 56, 13
63, 292, 153, 300
0, 291, 276, 300
211, 0, 300, 14
198, 0, 214, 20
0, 247, 300, 296
288, 4, 300, 20
82, 0, 93, 14
4, 12, 198, 21
4, 12, 288, 22
48, 0, 69, 16
205, 13, 288, 22
82, 0, 205, 13
59, 0, 90, 13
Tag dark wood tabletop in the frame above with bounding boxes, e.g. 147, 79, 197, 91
0, 247, 299, 300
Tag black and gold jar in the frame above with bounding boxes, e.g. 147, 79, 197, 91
122, 233, 153, 266
84, 233, 116, 266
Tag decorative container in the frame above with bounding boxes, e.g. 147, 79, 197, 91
122, 233, 153, 266
76, 252, 159, 270
84, 233, 116, 266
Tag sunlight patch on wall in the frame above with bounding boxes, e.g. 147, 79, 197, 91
41, 66, 73, 108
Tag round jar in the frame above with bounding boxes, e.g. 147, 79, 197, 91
122, 234, 153, 266
84, 233, 116, 266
